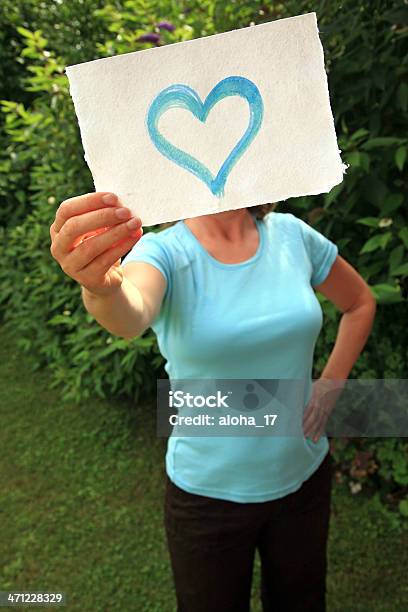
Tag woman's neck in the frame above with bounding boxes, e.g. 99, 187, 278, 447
183, 208, 257, 243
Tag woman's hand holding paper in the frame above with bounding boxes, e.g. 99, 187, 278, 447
49, 192, 143, 297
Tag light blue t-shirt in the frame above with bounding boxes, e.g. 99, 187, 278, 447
120, 211, 338, 502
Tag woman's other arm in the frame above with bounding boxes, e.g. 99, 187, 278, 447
313, 254, 377, 380
303, 254, 377, 441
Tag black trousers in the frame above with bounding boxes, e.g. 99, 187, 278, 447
164, 450, 333, 612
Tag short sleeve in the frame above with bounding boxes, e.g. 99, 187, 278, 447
120, 230, 172, 300
295, 216, 338, 286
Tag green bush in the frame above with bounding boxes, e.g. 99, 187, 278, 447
0, 0, 111, 227
0, 0, 407, 510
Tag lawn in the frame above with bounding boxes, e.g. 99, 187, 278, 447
0, 323, 406, 611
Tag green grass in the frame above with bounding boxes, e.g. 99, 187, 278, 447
0, 323, 406, 611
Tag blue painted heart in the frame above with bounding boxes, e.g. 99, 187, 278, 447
146, 76, 264, 197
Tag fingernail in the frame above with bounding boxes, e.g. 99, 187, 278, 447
127, 217, 141, 230
129, 227, 143, 238
102, 193, 117, 205
115, 207, 131, 219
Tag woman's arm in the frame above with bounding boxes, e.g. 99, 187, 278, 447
314, 254, 377, 380
82, 262, 167, 340
303, 254, 377, 441
48, 190, 167, 341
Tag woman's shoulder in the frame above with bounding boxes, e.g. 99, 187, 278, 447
263, 210, 335, 248
262, 210, 303, 237
263, 210, 300, 225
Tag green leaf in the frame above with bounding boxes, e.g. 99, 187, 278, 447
395, 146, 407, 171
0, 100, 18, 111
350, 128, 369, 142
399, 228, 408, 249
389, 246, 405, 273
16, 26, 34, 39
362, 137, 405, 150
381, 193, 404, 215
391, 263, 408, 277
370, 283, 402, 304
344, 151, 370, 172
398, 499, 408, 517
345, 152, 360, 166
360, 233, 392, 254
15, 191, 26, 205
324, 182, 344, 207
356, 217, 379, 228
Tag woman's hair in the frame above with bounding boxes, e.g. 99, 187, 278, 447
159, 202, 278, 230
249, 202, 278, 219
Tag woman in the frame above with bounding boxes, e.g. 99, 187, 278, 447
50, 192, 376, 611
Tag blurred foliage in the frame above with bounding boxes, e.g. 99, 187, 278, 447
0, 0, 407, 510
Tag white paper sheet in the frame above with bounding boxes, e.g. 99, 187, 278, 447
66, 12, 347, 226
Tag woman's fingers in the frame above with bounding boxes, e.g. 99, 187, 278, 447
302, 401, 317, 429
302, 401, 314, 423
51, 192, 119, 235
59, 217, 142, 275
71, 226, 110, 249
303, 379, 341, 441
305, 409, 328, 442
305, 420, 321, 440
313, 414, 329, 442
54, 205, 139, 255
79, 230, 143, 286
303, 402, 320, 439
49, 192, 146, 298
312, 424, 325, 443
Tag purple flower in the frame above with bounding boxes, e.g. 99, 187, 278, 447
156, 20, 175, 32
137, 33, 160, 44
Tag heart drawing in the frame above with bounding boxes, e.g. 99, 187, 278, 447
146, 76, 264, 197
